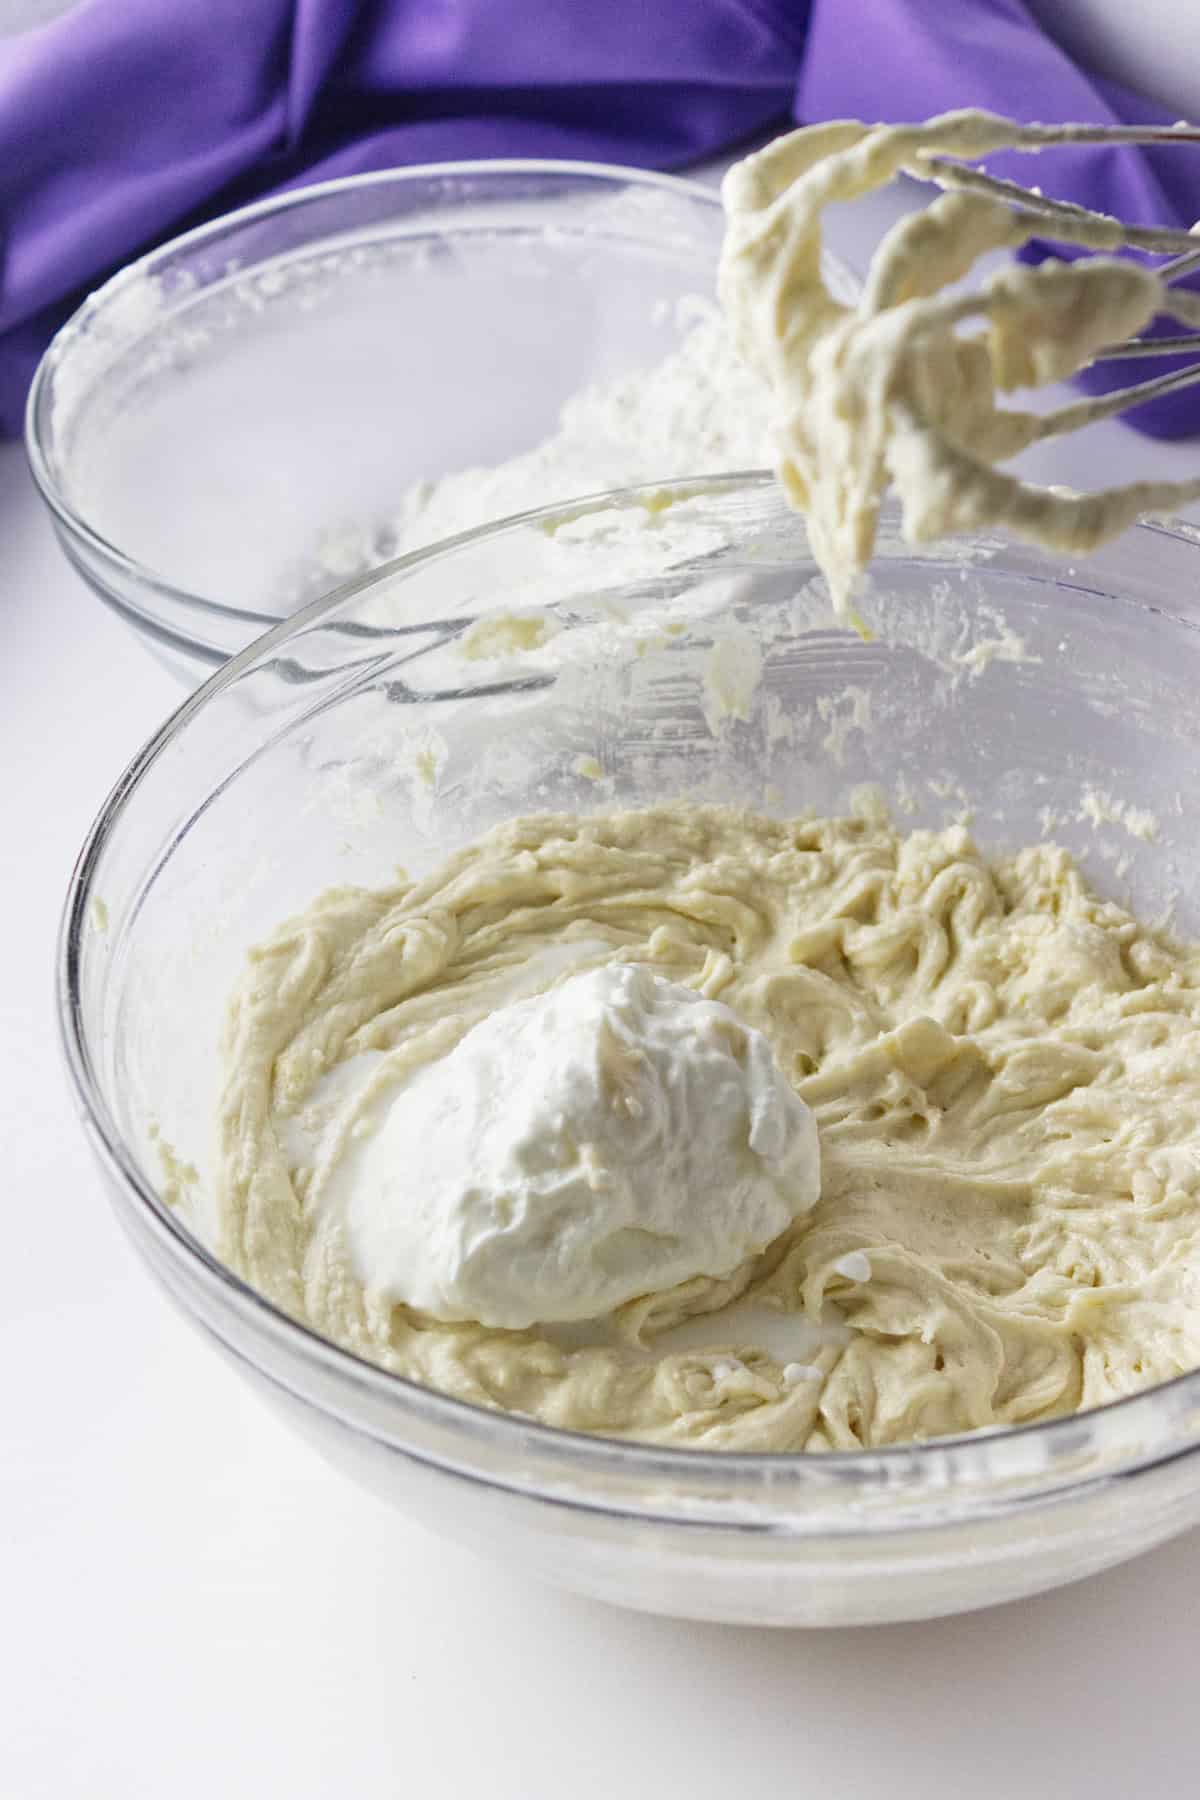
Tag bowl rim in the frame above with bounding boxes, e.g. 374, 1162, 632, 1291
57, 472, 1200, 1516
25, 155, 730, 629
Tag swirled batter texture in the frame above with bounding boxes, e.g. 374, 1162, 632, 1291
217, 806, 1200, 1451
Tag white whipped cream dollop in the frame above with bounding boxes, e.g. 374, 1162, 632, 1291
328, 964, 820, 1330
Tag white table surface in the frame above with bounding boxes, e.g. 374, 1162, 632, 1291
6, 182, 1200, 1800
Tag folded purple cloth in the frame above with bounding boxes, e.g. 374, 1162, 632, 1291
2, 0, 1197, 438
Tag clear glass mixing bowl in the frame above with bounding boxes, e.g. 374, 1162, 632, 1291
26, 161, 851, 683
60, 476, 1200, 1626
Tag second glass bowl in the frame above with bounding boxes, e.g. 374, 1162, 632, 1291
28, 160, 846, 681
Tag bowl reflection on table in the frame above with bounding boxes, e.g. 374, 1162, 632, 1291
60, 476, 1200, 1626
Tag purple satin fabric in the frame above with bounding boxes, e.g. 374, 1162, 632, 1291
3, 0, 1197, 437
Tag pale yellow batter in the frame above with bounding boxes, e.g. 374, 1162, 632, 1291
216, 805, 1200, 1452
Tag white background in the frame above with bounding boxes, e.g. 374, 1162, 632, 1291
6, 164, 1200, 1799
